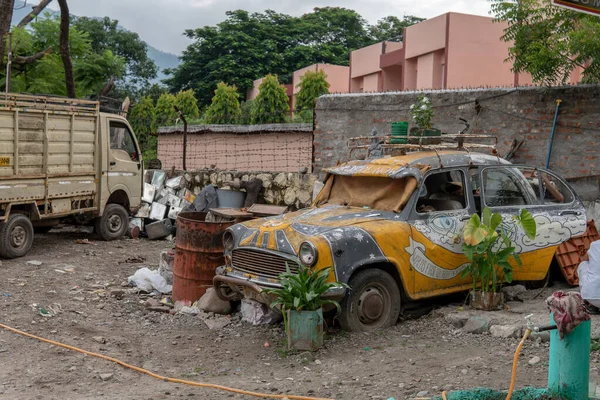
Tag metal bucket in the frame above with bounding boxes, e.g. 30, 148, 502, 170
173, 212, 234, 303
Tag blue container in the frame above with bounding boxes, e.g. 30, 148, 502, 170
287, 309, 323, 351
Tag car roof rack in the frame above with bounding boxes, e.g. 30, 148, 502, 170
347, 133, 498, 158
0, 92, 99, 115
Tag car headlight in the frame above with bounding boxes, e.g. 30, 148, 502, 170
299, 242, 318, 267
223, 231, 234, 251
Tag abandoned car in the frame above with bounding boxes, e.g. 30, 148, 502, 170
214, 150, 587, 331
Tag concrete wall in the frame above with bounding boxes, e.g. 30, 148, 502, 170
314, 86, 600, 201
174, 169, 319, 210
404, 14, 446, 59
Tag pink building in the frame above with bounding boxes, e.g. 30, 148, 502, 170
350, 12, 582, 92
248, 64, 350, 110
246, 77, 294, 110
291, 64, 349, 109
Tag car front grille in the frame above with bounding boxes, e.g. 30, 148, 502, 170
231, 248, 300, 279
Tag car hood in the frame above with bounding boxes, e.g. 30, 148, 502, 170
231, 205, 395, 256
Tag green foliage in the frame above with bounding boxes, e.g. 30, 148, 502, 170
410, 95, 434, 129
251, 74, 289, 124
369, 15, 425, 42
295, 69, 330, 112
3, 16, 126, 97
203, 82, 241, 124
164, 8, 423, 106
155, 93, 178, 127
72, 16, 158, 87
175, 89, 200, 120
128, 96, 157, 161
461, 207, 537, 293
264, 265, 348, 313
238, 100, 255, 125
491, 0, 600, 85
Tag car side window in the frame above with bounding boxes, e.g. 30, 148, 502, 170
482, 167, 539, 207
540, 171, 573, 204
416, 170, 467, 213
110, 122, 138, 161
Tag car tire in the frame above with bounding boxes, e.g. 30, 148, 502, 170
0, 214, 34, 259
339, 269, 402, 332
95, 204, 128, 241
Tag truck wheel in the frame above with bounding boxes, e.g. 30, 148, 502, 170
339, 269, 401, 332
95, 204, 128, 241
0, 214, 34, 259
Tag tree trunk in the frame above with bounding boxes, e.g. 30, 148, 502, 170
17, 0, 52, 28
0, 0, 15, 73
14, 47, 52, 65
57, 0, 75, 98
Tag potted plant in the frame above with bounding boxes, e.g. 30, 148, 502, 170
409, 95, 441, 144
461, 207, 537, 310
264, 265, 348, 351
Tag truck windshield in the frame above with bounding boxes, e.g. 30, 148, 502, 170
316, 174, 417, 213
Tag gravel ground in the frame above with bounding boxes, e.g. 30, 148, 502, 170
0, 227, 598, 400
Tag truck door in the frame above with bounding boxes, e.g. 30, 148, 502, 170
107, 120, 142, 209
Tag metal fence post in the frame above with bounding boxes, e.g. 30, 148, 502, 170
174, 105, 188, 171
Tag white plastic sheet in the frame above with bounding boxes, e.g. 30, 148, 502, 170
127, 267, 172, 294
578, 240, 600, 308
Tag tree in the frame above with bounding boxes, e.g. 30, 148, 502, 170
164, 8, 423, 106
175, 89, 200, 120
128, 96, 157, 160
251, 74, 289, 124
239, 100, 254, 125
0, 0, 15, 71
295, 69, 330, 112
154, 92, 177, 126
491, 0, 598, 85
72, 16, 158, 87
369, 15, 425, 42
57, 0, 75, 97
6, 17, 125, 96
203, 82, 241, 124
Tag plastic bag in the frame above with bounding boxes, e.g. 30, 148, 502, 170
128, 267, 172, 294
240, 298, 282, 325
578, 240, 600, 308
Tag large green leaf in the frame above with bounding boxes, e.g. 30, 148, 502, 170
519, 209, 537, 240
463, 214, 488, 246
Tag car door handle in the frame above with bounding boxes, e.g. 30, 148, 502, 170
558, 210, 581, 216
110, 161, 116, 166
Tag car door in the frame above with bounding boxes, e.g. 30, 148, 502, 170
407, 168, 476, 299
479, 165, 587, 281
107, 120, 143, 208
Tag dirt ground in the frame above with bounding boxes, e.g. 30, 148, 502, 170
0, 228, 598, 400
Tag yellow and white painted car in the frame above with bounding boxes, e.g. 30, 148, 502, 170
214, 151, 586, 331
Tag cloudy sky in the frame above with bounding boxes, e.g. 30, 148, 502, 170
51, 0, 492, 55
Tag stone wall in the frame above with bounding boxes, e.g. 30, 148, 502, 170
171, 169, 319, 210
314, 85, 600, 201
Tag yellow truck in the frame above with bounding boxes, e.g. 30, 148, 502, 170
0, 93, 143, 258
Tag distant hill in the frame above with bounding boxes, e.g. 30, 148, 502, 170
11, 1, 180, 83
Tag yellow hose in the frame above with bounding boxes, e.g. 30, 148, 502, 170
0, 322, 333, 400
506, 328, 532, 400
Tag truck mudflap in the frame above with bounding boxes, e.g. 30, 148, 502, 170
213, 266, 347, 304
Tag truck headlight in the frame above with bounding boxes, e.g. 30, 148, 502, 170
223, 231, 234, 251
299, 242, 318, 267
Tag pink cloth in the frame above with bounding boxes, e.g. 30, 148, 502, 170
546, 291, 590, 339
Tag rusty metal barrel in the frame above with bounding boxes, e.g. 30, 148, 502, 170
173, 212, 234, 303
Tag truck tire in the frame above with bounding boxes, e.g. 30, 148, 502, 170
0, 214, 34, 259
95, 204, 128, 241
339, 269, 401, 332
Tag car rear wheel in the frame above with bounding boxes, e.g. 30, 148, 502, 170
95, 204, 128, 241
0, 214, 34, 259
339, 269, 401, 332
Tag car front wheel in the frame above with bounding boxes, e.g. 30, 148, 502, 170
339, 269, 401, 332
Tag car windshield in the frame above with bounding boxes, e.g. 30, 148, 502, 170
316, 174, 417, 212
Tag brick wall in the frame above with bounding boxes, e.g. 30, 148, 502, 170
314, 85, 600, 201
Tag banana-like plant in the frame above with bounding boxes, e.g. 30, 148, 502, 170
461, 207, 537, 293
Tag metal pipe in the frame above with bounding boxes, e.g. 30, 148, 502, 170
545, 99, 562, 169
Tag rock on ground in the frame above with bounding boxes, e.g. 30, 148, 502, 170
445, 313, 470, 328
490, 325, 521, 338
196, 288, 231, 314
463, 316, 491, 334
